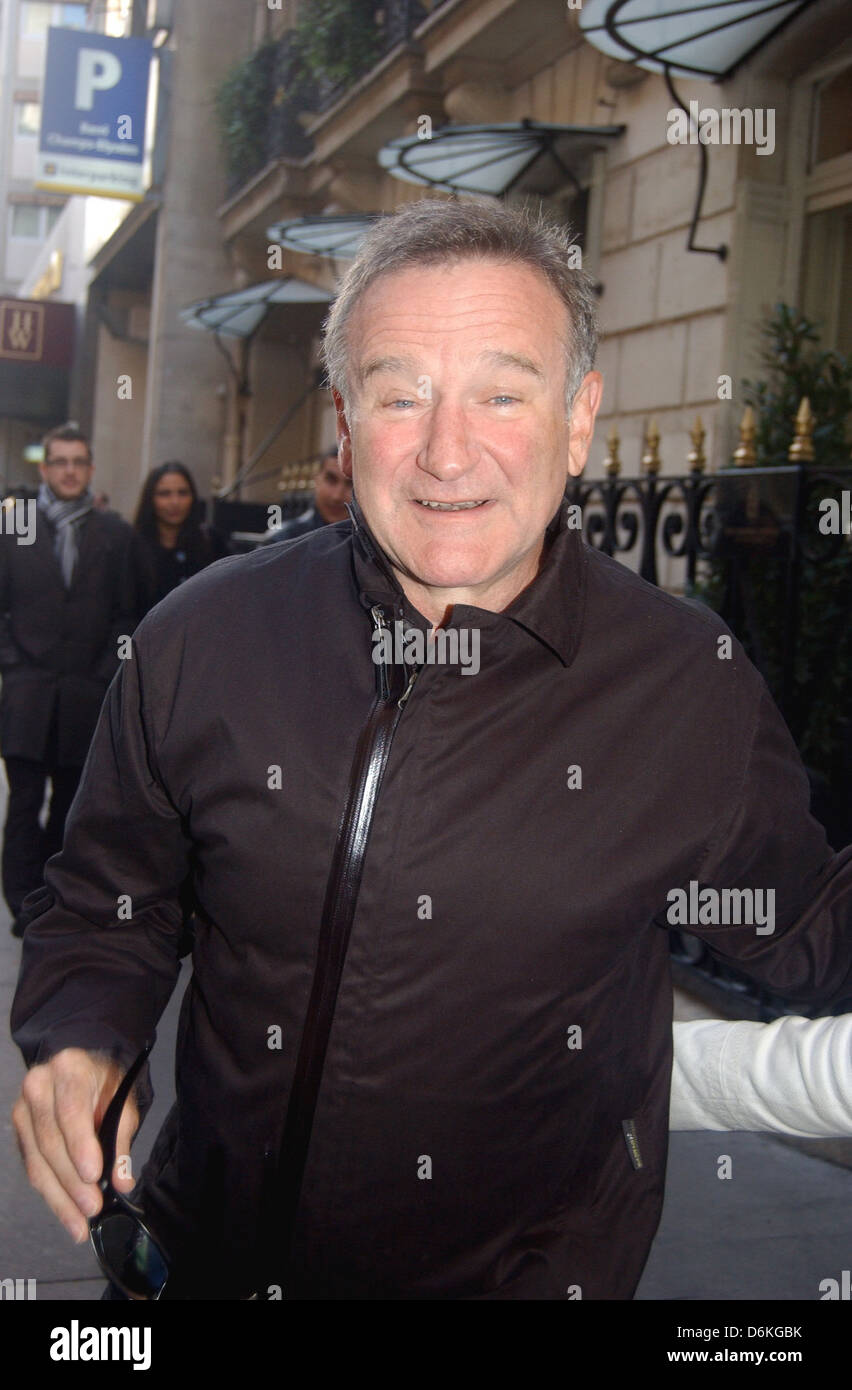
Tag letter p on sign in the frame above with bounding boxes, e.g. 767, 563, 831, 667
75, 48, 122, 111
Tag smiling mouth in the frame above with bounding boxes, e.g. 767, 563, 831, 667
414, 499, 489, 511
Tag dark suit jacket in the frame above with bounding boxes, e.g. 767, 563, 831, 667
0, 505, 135, 766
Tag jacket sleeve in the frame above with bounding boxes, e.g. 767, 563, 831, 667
9, 629, 189, 1081
0, 532, 23, 670
667, 680, 852, 1011
670, 1016, 852, 1137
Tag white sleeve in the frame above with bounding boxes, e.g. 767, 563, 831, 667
670, 1015, 852, 1137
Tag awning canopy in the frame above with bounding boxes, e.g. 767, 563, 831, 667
579, 0, 816, 80
265, 214, 381, 259
180, 277, 331, 339
88, 197, 158, 293
377, 121, 624, 198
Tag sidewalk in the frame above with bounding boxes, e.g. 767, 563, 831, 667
1, 795, 849, 1299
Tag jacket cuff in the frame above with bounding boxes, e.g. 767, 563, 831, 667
23, 1029, 156, 1131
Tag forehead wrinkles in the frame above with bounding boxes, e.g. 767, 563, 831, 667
352, 301, 567, 378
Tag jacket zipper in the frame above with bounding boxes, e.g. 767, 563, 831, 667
265, 602, 420, 1292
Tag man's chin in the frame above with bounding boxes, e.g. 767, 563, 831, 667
392, 557, 502, 597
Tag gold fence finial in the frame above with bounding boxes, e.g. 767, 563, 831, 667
603, 423, 621, 476
732, 405, 757, 467
641, 417, 661, 475
788, 396, 815, 463
687, 415, 706, 473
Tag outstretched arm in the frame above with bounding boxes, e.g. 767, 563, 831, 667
670, 1015, 852, 1137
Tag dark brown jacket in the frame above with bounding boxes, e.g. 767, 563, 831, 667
10, 498, 852, 1299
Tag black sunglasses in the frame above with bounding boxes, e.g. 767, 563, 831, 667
88, 1041, 170, 1301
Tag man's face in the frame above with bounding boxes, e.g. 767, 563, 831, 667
39, 440, 93, 501
334, 258, 602, 622
313, 454, 353, 524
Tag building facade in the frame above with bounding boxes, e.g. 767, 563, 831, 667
3, 0, 849, 537
209, 0, 851, 524
0, 0, 137, 490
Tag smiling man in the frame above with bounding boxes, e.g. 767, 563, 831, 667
10, 200, 852, 1302
335, 257, 600, 625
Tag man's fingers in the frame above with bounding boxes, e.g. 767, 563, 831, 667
113, 1101, 141, 1192
22, 1063, 103, 1214
15, 1049, 128, 1237
52, 1056, 107, 1184
12, 1095, 94, 1243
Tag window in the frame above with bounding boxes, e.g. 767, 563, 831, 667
814, 66, 852, 164
21, 2, 88, 36
59, 3, 88, 26
9, 202, 64, 239
801, 205, 852, 355
15, 102, 41, 136
21, 3, 52, 36
11, 204, 41, 238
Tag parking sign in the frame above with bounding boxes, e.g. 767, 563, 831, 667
37, 27, 154, 201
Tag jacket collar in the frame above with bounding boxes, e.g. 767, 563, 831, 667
347, 494, 586, 669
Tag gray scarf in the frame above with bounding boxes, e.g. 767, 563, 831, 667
38, 481, 94, 588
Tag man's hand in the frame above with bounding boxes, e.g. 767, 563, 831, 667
11, 1048, 139, 1244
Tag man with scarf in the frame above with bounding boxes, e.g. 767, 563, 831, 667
0, 424, 134, 937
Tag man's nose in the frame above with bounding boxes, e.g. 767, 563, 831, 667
417, 399, 478, 480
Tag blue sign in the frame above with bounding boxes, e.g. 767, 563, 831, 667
37, 28, 154, 200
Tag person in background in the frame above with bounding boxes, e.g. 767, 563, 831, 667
130, 462, 227, 621
0, 423, 134, 938
259, 445, 353, 545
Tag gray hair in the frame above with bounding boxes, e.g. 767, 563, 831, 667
321, 197, 599, 419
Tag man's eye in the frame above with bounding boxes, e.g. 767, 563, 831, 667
387, 399, 416, 409
490, 395, 518, 405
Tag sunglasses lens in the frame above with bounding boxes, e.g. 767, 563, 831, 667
95, 1212, 168, 1299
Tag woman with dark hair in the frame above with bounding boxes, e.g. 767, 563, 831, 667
130, 462, 227, 620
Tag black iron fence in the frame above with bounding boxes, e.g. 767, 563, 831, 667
573, 401, 851, 1017
565, 403, 852, 746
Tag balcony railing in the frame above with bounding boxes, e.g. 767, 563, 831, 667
304, 0, 451, 115
217, 33, 317, 197
217, 2, 453, 198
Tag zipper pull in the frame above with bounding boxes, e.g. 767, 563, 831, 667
398, 664, 420, 710
370, 605, 390, 702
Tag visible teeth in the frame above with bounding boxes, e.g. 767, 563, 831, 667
416, 499, 485, 510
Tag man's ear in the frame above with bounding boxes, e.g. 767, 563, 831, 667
567, 371, 604, 478
332, 388, 353, 480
